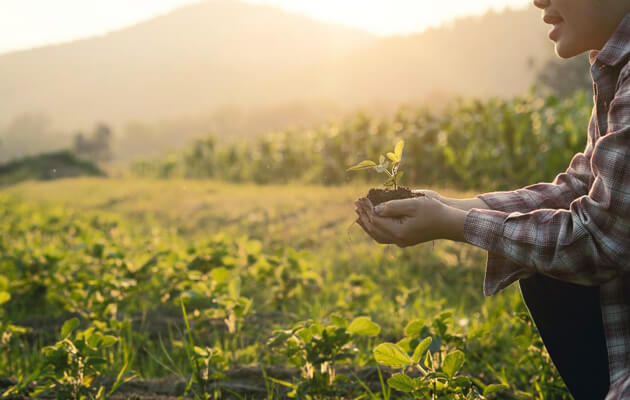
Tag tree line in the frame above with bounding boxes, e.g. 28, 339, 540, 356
133, 88, 591, 192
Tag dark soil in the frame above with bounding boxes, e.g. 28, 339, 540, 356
366, 186, 425, 206
0, 366, 393, 399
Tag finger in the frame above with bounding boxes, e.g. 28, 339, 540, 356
374, 198, 422, 217
355, 201, 368, 222
358, 198, 374, 223
357, 211, 394, 244
370, 213, 407, 242
356, 212, 375, 238
411, 189, 437, 198
355, 199, 369, 216
359, 199, 406, 241
361, 206, 407, 245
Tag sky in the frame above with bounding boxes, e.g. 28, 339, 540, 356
0, 0, 530, 55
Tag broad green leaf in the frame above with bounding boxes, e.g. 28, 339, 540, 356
61, 318, 80, 339
396, 337, 411, 352
347, 316, 381, 337
310, 323, 324, 336
395, 140, 405, 159
83, 329, 99, 347
228, 276, 241, 298
373, 343, 411, 368
100, 335, 118, 348
387, 373, 415, 392
386, 152, 399, 162
411, 337, 432, 364
296, 328, 312, 343
404, 319, 424, 337
484, 383, 509, 395
330, 313, 347, 328
0, 291, 10, 305
210, 267, 230, 283
442, 350, 465, 378
346, 160, 377, 171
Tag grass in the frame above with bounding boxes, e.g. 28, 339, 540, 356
0, 178, 568, 399
3, 177, 477, 248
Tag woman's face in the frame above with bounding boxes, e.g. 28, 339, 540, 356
533, 0, 628, 59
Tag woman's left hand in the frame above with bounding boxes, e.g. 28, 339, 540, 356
353, 196, 464, 247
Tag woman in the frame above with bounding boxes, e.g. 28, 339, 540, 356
354, 1, 630, 399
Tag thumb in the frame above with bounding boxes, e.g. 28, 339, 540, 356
374, 198, 420, 217
411, 189, 441, 201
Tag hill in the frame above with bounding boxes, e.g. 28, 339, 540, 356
0, 1, 553, 130
0, 1, 564, 162
0, 0, 374, 131
0, 150, 104, 186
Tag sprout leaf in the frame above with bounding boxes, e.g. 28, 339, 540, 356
346, 160, 377, 171
395, 140, 405, 160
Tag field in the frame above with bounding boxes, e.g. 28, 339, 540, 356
0, 178, 570, 399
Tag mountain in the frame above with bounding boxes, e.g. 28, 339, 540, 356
0, 0, 373, 131
328, 7, 554, 102
0, 0, 561, 160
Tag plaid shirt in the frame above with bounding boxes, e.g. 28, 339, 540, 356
463, 13, 630, 399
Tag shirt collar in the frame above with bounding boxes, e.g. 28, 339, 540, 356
591, 12, 630, 67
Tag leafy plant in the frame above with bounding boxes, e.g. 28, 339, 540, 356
0, 192, 568, 399
9, 318, 125, 400
180, 298, 227, 400
346, 140, 405, 190
373, 338, 483, 399
267, 315, 381, 398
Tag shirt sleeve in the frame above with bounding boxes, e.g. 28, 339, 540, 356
465, 76, 630, 296
477, 110, 596, 213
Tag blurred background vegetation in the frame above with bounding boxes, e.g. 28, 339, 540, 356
0, 1, 592, 185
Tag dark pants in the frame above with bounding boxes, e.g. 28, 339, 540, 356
519, 273, 610, 399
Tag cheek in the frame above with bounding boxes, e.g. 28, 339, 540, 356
562, 1, 601, 37
562, 22, 592, 48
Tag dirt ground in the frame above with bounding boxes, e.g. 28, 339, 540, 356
1, 365, 390, 399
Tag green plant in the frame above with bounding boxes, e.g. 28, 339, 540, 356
373, 338, 483, 399
0, 190, 568, 399
346, 140, 405, 190
180, 298, 227, 400
267, 315, 381, 398
12, 318, 123, 400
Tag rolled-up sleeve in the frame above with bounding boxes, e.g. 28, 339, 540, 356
465, 77, 630, 296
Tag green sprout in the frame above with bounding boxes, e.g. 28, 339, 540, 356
346, 140, 405, 190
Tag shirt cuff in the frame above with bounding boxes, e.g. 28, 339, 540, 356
463, 208, 535, 296
477, 191, 532, 213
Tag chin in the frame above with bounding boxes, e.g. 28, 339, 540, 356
554, 39, 587, 59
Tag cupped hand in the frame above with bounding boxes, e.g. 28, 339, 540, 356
353, 195, 448, 248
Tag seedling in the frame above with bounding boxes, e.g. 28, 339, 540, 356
347, 139, 424, 207
347, 140, 405, 190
